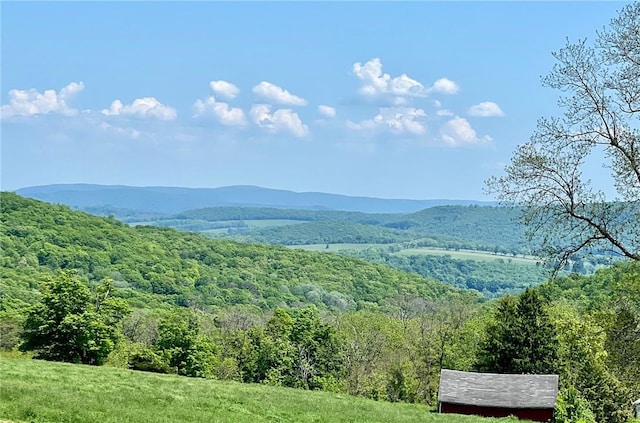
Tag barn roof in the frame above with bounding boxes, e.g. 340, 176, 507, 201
438, 369, 559, 409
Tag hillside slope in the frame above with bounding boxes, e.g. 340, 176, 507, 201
0, 357, 516, 423
0, 192, 462, 313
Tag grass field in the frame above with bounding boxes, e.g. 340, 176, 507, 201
392, 248, 540, 265
291, 243, 388, 252
0, 357, 522, 423
292, 244, 539, 265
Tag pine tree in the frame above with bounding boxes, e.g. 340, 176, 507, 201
477, 288, 559, 374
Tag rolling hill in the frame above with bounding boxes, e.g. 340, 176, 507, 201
0, 192, 464, 314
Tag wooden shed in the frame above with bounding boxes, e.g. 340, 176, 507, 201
438, 369, 559, 422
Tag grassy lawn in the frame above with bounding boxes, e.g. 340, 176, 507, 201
0, 357, 519, 423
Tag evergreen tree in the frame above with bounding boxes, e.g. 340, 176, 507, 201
476, 288, 558, 374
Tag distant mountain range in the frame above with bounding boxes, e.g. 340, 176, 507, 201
15, 184, 496, 214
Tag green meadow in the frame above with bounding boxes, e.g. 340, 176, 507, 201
392, 248, 539, 264
0, 357, 521, 423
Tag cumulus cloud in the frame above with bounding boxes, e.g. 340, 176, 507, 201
468, 101, 505, 117
351, 58, 461, 104
102, 97, 177, 120
1, 82, 84, 119
440, 116, 491, 146
346, 107, 427, 136
210, 80, 240, 100
318, 105, 336, 118
250, 104, 309, 137
429, 78, 460, 94
252, 81, 307, 106
352, 58, 425, 102
193, 95, 247, 126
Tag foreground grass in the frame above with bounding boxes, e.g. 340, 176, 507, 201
0, 357, 519, 423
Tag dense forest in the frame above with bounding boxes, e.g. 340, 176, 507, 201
0, 192, 462, 315
1, 192, 639, 422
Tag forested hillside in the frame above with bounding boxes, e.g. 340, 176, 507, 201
0, 192, 460, 314
113, 205, 576, 297
59, 201, 616, 297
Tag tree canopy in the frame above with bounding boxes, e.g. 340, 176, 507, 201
20, 271, 129, 365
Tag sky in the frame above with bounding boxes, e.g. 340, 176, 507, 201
0, 1, 627, 200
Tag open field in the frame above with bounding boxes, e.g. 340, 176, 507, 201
0, 357, 522, 423
392, 248, 540, 265
291, 244, 540, 265
290, 243, 389, 252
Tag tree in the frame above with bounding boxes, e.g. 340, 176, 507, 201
20, 271, 129, 365
476, 288, 559, 374
550, 302, 632, 423
486, 3, 640, 267
239, 307, 345, 391
152, 310, 218, 378
555, 386, 596, 423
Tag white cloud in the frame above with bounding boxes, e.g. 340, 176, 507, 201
436, 109, 454, 117
351, 58, 461, 104
468, 101, 505, 117
99, 121, 141, 139
433, 100, 453, 116
440, 116, 491, 146
209, 80, 240, 100
1, 81, 84, 119
193, 95, 247, 126
429, 78, 460, 94
318, 105, 336, 118
346, 107, 427, 136
252, 81, 307, 106
352, 58, 425, 102
102, 97, 177, 120
250, 104, 309, 137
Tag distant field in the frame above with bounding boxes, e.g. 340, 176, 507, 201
291, 243, 388, 252
242, 219, 308, 228
198, 219, 306, 236
291, 244, 540, 265
0, 357, 519, 423
393, 248, 540, 265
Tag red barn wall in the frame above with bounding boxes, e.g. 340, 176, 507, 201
440, 402, 553, 422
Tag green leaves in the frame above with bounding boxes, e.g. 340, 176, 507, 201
20, 271, 130, 365
476, 289, 559, 375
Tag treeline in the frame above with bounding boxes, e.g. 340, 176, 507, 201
9, 263, 640, 423
242, 221, 414, 245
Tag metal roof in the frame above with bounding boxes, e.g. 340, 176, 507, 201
438, 369, 559, 409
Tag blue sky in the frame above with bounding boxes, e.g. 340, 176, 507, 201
1, 1, 626, 200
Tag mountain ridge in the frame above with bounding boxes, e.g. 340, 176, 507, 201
15, 184, 496, 214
